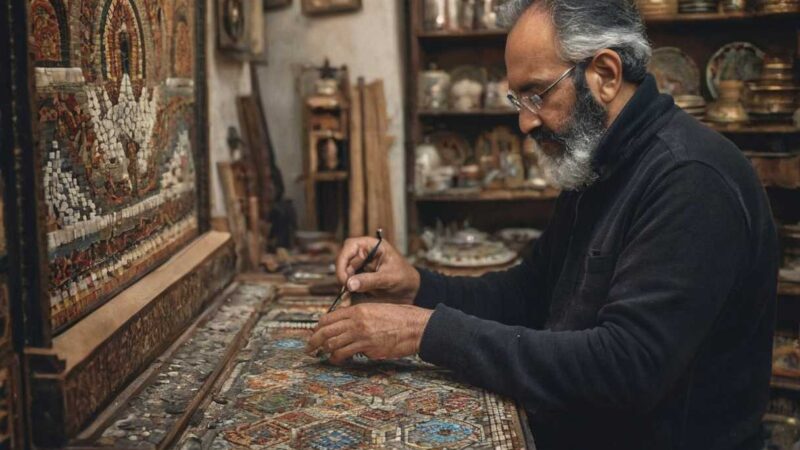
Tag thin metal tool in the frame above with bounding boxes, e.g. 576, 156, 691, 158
326, 228, 383, 314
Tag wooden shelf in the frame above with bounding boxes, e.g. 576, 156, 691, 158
417, 29, 508, 40
644, 11, 800, 23
418, 109, 517, 118
709, 123, 800, 134
311, 171, 348, 182
771, 375, 800, 392
780, 281, 800, 297
415, 188, 560, 202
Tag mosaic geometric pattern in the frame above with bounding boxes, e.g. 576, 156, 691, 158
178, 318, 530, 449
29, 0, 201, 330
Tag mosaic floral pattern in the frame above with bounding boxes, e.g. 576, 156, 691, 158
178, 319, 530, 449
29, 0, 201, 330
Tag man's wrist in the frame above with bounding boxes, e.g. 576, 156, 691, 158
412, 307, 434, 354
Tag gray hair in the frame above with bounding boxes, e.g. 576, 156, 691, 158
499, 0, 652, 82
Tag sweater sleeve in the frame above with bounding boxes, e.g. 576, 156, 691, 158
418, 163, 750, 412
413, 230, 553, 328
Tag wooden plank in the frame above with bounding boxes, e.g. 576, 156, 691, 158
348, 83, 366, 237
365, 80, 396, 245
362, 81, 382, 239
236, 96, 275, 221
217, 162, 248, 271
247, 196, 261, 269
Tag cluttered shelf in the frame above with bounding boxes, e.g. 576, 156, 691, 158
414, 188, 560, 202
644, 10, 800, 23
418, 108, 517, 117
711, 123, 800, 134
416, 29, 508, 40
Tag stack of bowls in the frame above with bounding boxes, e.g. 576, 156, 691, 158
675, 95, 707, 120
744, 55, 799, 122
755, 0, 800, 12
678, 0, 719, 13
636, 0, 679, 16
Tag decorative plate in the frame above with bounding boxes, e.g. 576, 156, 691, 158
497, 228, 542, 243
648, 47, 700, 96
426, 241, 517, 268
706, 42, 765, 99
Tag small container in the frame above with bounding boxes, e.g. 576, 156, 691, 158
706, 80, 749, 124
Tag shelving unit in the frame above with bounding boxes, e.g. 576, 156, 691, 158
404, 0, 560, 249
403, 1, 800, 263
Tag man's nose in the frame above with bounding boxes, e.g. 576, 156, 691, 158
518, 109, 542, 135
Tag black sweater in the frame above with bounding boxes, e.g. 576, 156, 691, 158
415, 76, 779, 450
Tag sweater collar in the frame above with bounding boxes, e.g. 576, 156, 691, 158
590, 74, 675, 183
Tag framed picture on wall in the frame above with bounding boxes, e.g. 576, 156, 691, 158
218, 0, 248, 51
264, 0, 292, 10
218, 0, 266, 60
301, 0, 362, 15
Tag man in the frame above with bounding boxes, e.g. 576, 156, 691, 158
306, 0, 779, 448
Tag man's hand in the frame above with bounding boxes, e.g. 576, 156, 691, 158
305, 304, 433, 365
336, 236, 421, 305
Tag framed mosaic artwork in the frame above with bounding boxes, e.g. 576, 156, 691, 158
27, 0, 209, 332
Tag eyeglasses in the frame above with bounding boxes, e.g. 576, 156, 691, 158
507, 66, 576, 114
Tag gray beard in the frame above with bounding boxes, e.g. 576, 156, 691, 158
532, 71, 607, 191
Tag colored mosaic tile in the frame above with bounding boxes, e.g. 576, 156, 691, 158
296, 419, 370, 450
84, 282, 269, 448
178, 316, 530, 449
29, 0, 201, 331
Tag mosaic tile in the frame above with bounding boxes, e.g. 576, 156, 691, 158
28, 0, 201, 330
83, 282, 268, 448
178, 318, 530, 449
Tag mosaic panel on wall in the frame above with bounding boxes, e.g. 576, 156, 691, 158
29, 0, 203, 331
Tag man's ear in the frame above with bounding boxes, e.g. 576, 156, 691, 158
585, 49, 624, 104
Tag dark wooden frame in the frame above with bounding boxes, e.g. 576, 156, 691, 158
301, 0, 362, 16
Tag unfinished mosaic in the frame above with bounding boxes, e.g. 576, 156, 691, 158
78, 282, 274, 449
178, 319, 530, 449
29, 0, 202, 330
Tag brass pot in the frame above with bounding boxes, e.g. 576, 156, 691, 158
706, 80, 749, 124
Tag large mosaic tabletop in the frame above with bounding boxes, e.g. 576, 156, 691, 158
178, 314, 532, 449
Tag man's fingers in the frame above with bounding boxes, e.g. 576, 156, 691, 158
306, 318, 352, 353
329, 342, 367, 365
315, 306, 352, 330
323, 332, 355, 353
335, 237, 378, 284
346, 271, 392, 293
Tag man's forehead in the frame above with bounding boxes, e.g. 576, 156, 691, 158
505, 7, 563, 91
